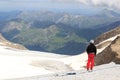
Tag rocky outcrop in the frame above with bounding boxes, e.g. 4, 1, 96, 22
0, 33, 27, 50
95, 26, 120, 44
95, 36, 120, 65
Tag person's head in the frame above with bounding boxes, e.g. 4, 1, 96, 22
90, 40, 94, 44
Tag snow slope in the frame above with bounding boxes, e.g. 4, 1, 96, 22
0, 30, 119, 80
0, 41, 89, 80
0, 44, 69, 80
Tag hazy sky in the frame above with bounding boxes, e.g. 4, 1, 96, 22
0, 0, 120, 12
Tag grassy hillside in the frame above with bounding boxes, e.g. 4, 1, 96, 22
11, 25, 87, 54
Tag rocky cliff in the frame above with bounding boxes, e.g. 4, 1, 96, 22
95, 26, 120, 65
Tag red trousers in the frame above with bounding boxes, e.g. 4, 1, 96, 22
86, 53, 95, 70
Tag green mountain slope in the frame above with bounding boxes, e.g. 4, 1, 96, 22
11, 25, 87, 53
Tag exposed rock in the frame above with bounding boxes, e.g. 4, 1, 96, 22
0, 33, 27, 50
95, 26, 120, 44
95, 36, 120, 65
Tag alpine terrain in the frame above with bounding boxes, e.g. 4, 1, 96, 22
1, 9, 120, 55
0, 25, 119, 80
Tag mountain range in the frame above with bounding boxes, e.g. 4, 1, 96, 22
0, 9, 120, 55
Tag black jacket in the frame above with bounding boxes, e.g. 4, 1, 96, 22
86, 43, 97, 55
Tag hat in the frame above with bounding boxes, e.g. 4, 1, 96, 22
90, 40, 94, 43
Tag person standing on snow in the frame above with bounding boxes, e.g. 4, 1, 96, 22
86, 40, 97, 71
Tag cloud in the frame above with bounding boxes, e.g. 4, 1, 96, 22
0, 0, 120, 11
77, 0, 120, 10
1, 0, 118, 9
49, 0, 120, 10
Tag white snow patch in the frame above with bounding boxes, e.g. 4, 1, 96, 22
0, 45, 68, 79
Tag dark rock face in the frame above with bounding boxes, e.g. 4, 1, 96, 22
95, 36, 120, 65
